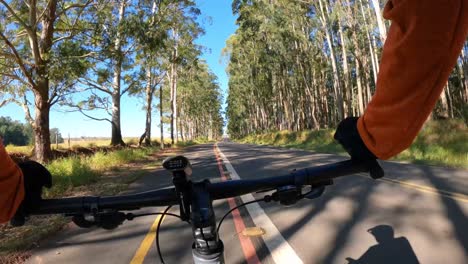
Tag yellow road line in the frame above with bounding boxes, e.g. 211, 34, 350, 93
130, 215, 165, 264
358, 173, 468, 203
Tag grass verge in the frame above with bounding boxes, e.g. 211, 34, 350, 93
0, 145, 183, 260
236, 120, 467, 168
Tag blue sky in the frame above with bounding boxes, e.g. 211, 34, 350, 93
0, 0, 237, 138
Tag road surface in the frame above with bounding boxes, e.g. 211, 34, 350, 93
26, 142, 468, 264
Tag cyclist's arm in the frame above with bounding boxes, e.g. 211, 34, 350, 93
357, 0, 468, 159
0, 138, 24, 223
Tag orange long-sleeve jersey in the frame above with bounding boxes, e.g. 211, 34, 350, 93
358, 0, 468, 160
0, 141, 24, 223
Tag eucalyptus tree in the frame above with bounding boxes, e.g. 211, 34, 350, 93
0, 0, 92, 162
75, 0, 141, 146
226, 0, 467, 138
129, 0, 179, 146
162, 0, 203, 144
177, 61, 224, 140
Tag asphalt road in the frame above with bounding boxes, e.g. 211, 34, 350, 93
26, 142, 468, 264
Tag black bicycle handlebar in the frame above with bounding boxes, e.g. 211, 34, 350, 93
30, 159, 383, 216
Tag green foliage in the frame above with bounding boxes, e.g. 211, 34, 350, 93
44, 146, 158, 197
0, 117, 32, 146
87, 147, 155, 171
395, 120, 467, 167
46, 158, 99, 196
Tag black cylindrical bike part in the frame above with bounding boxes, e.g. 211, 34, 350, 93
192, 240, 224, 264
30, 160, 381, 216
31, 188, 178, 215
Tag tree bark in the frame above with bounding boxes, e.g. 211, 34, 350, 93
111, 91, 125, 145
143, 65, 154, 146
33, 88, 52, 162
460, 49, 468, 102
338, 18, 351, 116
159, 86, 164, 149
371, 0, 387, 43
438, 82, 450, 118
355, 57, 364, 115
318, 0, 344, 121
110, 0, 126, 146
169, 29, 179, 145
29, 0, 58, 162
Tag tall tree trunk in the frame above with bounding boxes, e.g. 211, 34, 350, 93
179, 114, 184, 141
445, 82, 454, 118
439, 83, 449, 118
338, 19, 350, 116
159, 86, 164, 149
371, 0, 387, 43
360, 0, 379, 86
355, 57, 364, 115
142, 65, 154, 146
33, 87, 52, 162
318, 0, 344, 121
110, 0, 126, 146
169, 34, 178, 145
29, 0, 57, 162
460, 49, 468, 102
111, 91, 125, 145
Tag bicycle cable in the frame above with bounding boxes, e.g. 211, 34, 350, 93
155, 205, 173, 264
126, 212, 183, 220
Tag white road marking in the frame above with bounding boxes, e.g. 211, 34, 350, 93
216, 144, 304, 264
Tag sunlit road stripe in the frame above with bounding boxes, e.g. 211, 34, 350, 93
216, 143, 304, 264
358, 173, 468, 203
214, 144, 261, 264
130, 214, 165, 264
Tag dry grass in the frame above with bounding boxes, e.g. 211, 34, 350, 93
237, 120, 467, 168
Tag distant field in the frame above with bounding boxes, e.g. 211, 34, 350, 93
6, 137, 146, 155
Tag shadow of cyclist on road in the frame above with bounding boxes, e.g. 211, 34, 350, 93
346, 225, 420, 264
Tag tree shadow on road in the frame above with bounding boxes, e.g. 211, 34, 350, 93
421, 166, 468, 255
345, 225, 420, 264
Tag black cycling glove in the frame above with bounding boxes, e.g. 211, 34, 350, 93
334, 117, 377, 161
10, 160, 52, 226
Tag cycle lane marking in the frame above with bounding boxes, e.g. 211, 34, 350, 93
214, 144, 261, 264
215, 143, 304, 264
130, 214, 165, 264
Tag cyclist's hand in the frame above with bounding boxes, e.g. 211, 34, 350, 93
10, 161, 52, 226
334, 117, 377, 161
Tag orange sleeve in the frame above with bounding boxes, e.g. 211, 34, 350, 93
0, 140, 24, 223
357, 0, 468, 160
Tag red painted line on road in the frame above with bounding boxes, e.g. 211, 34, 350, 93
213, 144, 261, 264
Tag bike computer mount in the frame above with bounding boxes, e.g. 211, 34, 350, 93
163, 156, 224, 263
162, 156, 192, 221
